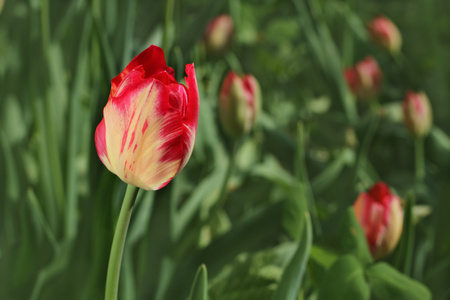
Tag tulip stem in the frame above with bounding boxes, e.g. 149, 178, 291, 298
163, 0, 175, 53
415, 138, 425, 183
210, 140, 238, 219
105, 184, 139, 300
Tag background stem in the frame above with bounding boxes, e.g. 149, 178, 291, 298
415, 138, 425, 183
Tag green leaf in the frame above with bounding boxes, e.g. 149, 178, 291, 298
430, 126, 450, 151
188, 264, 209, 300
311, 148, 355, 192
271, 214, 312, 300
394, 192, 415, 275
2, 96, 27, 145
338, 208, 373, 265
317, 255, 370, 300
283, 183, 308, 241
208, 242, 296, 300
310, 245, 338, 269
252, 155, 296, 190
366, 263, 431, 300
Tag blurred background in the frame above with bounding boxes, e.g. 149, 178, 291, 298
1, 0, 450, 299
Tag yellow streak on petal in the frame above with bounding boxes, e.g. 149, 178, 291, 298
104, 80, 182, 190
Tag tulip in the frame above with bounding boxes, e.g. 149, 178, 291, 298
219, 71, 261, 139
203, 14, 234, 54
367, 16, 402, 54
402, 91, 433, 138
95, 45, 199, 190
353, 182, 403, 260
344, 56, 382, 100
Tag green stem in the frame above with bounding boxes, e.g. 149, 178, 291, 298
105, 184, 139, 300
217, 141, 238, 209
353, 106, 380, 184
225, 52, 243, 74
163, 0, 175, 53
296, 122, 322, 235
40, 0, 50, 54
207, 140, 238, 222
415, 138, 425, 183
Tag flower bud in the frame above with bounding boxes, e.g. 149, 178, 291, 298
367, 16, 402, 54
353, 182, 403, 260
203, 15, 234, 55
344, 56, 382, 100
219, 71, 261, 139
402, 91, 433, 138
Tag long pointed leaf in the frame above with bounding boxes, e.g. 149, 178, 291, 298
188, 264, 209, 300
271, 214, 312, 300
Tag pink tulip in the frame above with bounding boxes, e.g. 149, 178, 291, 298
203, 14, 234, 54
219, 71, 261, 138
367, 16, 402, 54
402, 91, 433, 138
344, 56, 382, 100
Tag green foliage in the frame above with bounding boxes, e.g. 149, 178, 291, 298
188, 265, 209, 300
271, 215, 312, 300
366, 263, 431, 300
209, 243, 297, 300
317, 255, 370, 300
0, 0, 448, 299
338, 207, 373, 265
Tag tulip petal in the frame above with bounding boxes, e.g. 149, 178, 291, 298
179, 63, 199, 170
103, 75, 185, 190
95, 118, 113, 171
109, 45, 176, 99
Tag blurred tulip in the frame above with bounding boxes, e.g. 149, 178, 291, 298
344, 56, 382, 100
353, 182, 403, 260
219, 71, 261, 139
367, 16, 402, 54
402, 91, 433, 138
203, 14, 234, 54
95, 45, 199, 190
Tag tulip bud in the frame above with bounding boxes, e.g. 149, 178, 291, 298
367, 16, 402, 54
344, 56, 382, 100
353, 182, 403, 260
402, 91, 433, 138
219, 71, 261, 139
203, 15, 234, 54
95, 45, 199, 190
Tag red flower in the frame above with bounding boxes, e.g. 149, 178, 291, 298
95, 45, 199, 190
203, 14, 234, 54
219, 71, 261, 138
367, 16, 402, 53
402, 91, 433, 138
344, 56, 382, 100
353, 182, 403, 260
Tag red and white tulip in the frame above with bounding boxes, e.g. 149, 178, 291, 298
344, 56, 382, 100
402, 91, 433, 138
203, 14, 234, 54
353, 182, 403, 260
219, 71, 261, 139
95, 45, 199, 190
367, 16, 402, 54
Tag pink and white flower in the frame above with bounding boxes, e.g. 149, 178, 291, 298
95, 45, 199, 190
344, 56, 382, 100
367, 16, 402, 54
219, 71, 261, 139
402, 91, 433, 138
353, 182, 403, 260
203, 14, 234, 54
